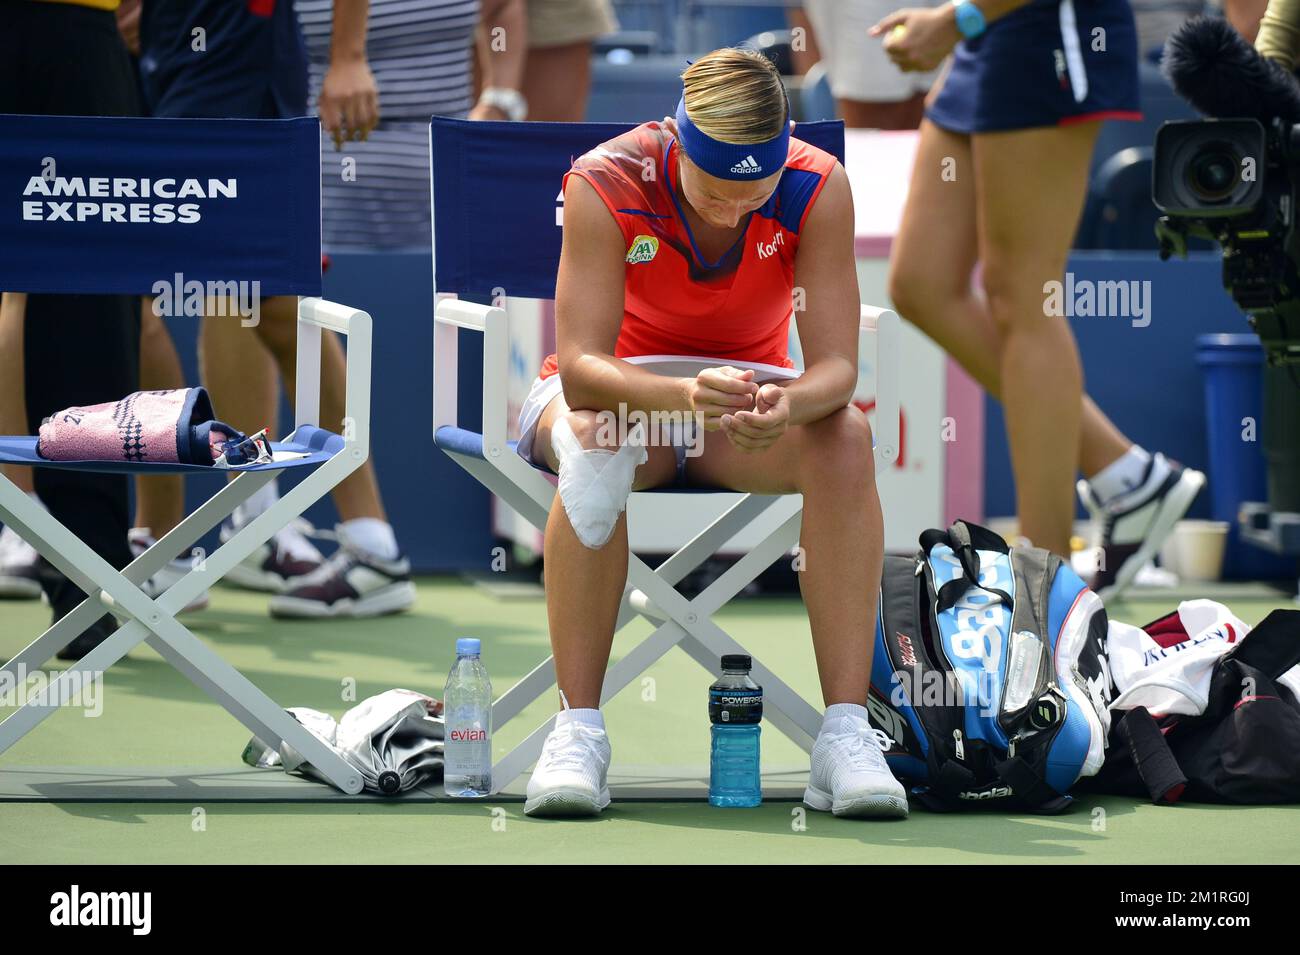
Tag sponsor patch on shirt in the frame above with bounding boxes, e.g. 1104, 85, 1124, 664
625, 234, 659, 264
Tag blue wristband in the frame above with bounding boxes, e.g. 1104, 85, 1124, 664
952, 0, 987, 39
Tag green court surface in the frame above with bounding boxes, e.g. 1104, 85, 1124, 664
1, 577, 1297, 864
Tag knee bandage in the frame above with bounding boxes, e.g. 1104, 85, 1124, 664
552, 417, 647, 549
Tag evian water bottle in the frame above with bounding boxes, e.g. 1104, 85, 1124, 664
443, 637, 492, 797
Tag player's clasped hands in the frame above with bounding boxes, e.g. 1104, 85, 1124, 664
688, 366, 790, 453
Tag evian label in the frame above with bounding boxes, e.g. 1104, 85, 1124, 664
445, 708, 491, 779
449, 727, 487, 742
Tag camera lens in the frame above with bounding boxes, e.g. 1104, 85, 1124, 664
1186, 144, 1241, 202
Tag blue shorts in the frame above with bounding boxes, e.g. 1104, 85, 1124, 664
926, 0, 1141, 135
138, 0, 307, 120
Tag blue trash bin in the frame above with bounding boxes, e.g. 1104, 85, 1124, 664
1195, 334, 1295, 579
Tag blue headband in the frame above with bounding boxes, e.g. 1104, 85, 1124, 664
674, 94, 790, 181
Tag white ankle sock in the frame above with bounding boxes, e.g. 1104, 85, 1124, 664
339, 517, 399, 561
1089, 445, 1153, 504
822, 702, 870, 727
556, 707, 604, 730
232, 480, 280, 528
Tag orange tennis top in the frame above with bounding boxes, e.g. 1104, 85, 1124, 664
540, 120, 838, 379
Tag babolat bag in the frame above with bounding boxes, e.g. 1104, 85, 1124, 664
866, 520, 1113, 812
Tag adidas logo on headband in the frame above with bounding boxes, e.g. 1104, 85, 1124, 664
676, 94, 789, 181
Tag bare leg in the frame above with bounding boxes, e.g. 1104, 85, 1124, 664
971, 122, 1103, 555
522, 42, 592, 122
253, 296, 387, 523
0, 293, 34, 494
838, 94, 926, 131
533, 394, 678, 709
888, 121, 1133, 524
133, 302, 186, 535
786, 6, 822, 75
685, 406, 882, 707
199, 299, 280, 440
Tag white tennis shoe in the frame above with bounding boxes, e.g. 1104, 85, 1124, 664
0, 523, 42, 599
804, 711, 909, 819
218, 517, 324, 593
128, 528, 209, 613
524, 710, 612, 818
1078, 453, 1206, 601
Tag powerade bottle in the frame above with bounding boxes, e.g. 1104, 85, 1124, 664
443, 637, 492, 797
708, 654, 762, 807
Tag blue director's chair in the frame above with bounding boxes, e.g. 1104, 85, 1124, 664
0, 115, 372, 795
430, 117, 901, 792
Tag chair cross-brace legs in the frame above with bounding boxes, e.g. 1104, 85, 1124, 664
0, 467, 366, 795
488, 492, 823, 793
0, 470, 277, 680
621, 505, 823, 752
486, 490, 788, 732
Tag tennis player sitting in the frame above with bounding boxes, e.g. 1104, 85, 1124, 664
514, 48, 908, 819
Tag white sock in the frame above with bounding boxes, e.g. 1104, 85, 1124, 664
232, 480, 280, 528
556, 707, 604, 730
339, 517, 399, 561
822, 702, 870, 728
1088, 445, 1153, 504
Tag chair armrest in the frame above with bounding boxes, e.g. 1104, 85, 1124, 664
860, 305, 901, 465
295, 297, 372, 458
433, 297, 510, 454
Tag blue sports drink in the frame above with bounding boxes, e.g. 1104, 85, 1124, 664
443, 637, 492, 797
709, 654, 763, 807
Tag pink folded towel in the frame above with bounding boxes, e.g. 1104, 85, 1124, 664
37, 388, 241, 466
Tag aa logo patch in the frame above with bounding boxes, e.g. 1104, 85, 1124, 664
625, 234, 659, 264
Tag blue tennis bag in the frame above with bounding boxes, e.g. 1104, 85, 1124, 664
867, 520, 1114, 812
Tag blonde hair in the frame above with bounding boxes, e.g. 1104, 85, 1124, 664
680, 48, 787, 145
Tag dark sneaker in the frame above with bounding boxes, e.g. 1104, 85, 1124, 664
56, 617, 117, 661
218, 518, 324, 593
268, 527, 415, 619
0, 524, 42, 599
1077, 453, 1206, 601
45, 576, 118, 660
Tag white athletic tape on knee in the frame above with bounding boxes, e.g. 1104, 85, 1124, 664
552, 416, 647, 549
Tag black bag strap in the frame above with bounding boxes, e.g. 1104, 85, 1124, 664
917, 758, 982, 812
1227, 609, 1300, 680
1118, 706, 1188, 804
993, 755, 1073, 813
931, 754, 977, 794
919, 520, 1014, 613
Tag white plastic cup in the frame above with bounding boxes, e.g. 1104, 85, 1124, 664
1169, 520, 1230, 582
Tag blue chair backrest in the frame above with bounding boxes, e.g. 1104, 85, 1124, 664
0, 114, 322, 295
429, 116, 846, 300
